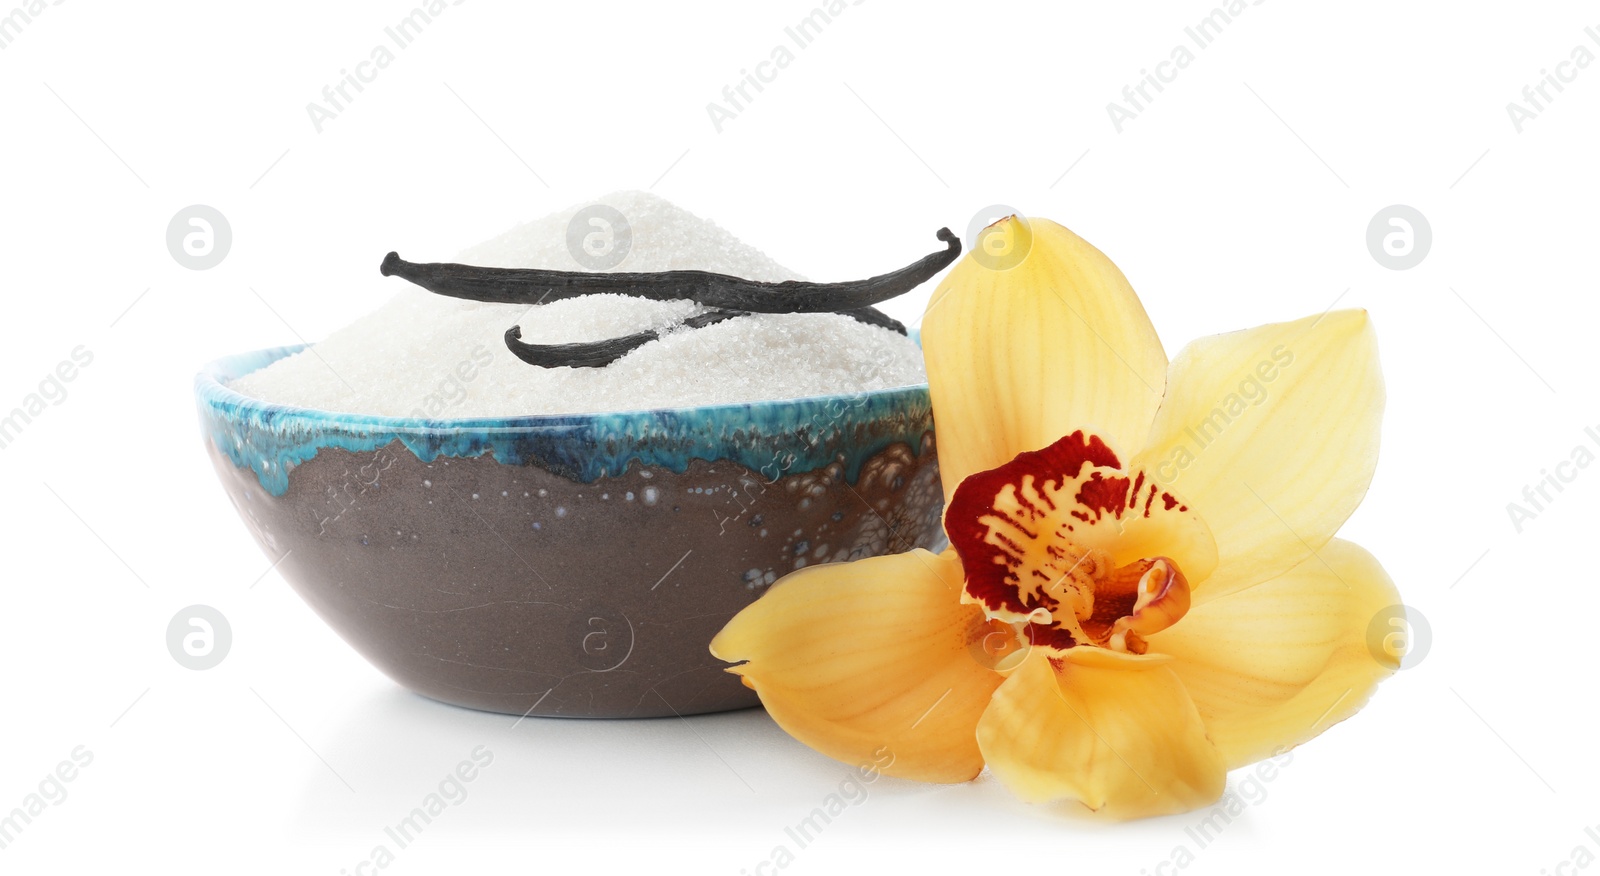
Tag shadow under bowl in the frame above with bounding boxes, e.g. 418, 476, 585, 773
196, 346, 945, 718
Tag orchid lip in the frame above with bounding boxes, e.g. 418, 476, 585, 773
946, 430, 1210, 657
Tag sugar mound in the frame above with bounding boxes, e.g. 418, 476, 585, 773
229, 191, 928, 417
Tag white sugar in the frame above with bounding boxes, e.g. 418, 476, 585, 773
229, 191, 927, 417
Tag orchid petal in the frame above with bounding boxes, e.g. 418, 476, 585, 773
1145, 538, 1400, 769
1132, 310, 1383, 592
922, 219, 1167, 504
711, 549, 1002, 783
976, 648, 1226, 816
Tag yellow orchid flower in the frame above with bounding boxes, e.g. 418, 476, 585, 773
710, 217, 1400, 818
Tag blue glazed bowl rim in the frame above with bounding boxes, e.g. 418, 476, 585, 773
195, 342, 932, 431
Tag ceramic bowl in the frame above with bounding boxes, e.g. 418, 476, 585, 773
195, 346, 946, 718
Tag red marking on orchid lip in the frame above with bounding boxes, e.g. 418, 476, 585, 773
1131, 471, 1145, 501
1077, 473, 1131, 520
1143, 485, 1157, 517
1015, 487, 1044, 517
1161, 493, 1179, 511
947, 431, 1122, 616
989, 507, 1039, 540
994, 532, 1028, 559
1071, 510, 1090, 522
1027, 623, 1078, 651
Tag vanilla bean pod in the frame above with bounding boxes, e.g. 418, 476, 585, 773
837, 307, 907, 336
503, 304, 908, 369
503, 311, 743, 369
381, 228, 958, 314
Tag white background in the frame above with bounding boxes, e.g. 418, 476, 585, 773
2, 1, 1596, 872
